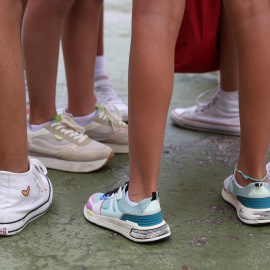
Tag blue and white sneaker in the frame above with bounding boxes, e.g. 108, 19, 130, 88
222, 169, 270, 224
83, 182, 171, 242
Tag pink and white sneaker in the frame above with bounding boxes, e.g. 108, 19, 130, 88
27, 113, 114, 172
0, 158, 53, 236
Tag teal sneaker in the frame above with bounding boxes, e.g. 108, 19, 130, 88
222, 169, 270, 224
83, 182, 171, 242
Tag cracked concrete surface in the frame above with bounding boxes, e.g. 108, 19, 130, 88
2, 1, 270, 270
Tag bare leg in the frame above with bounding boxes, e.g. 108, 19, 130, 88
62, 0, 103, 117
219, 3, 238, 91
97, 4, 104, 57
0, 0, 28, 173
224, 0, 270, 186
128, 0, 186, 202
22, 0, 75, 125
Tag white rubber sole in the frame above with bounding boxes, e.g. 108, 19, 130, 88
104, 143, 129, 154
28, 152, 114, 172
222, 189, 270, 224
83, 206, 171, 243
0, 177, 53, 236
170, 111, 240, 136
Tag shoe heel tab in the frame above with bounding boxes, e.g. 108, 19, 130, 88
151, 191, 159, 201
249, 183, 270, 197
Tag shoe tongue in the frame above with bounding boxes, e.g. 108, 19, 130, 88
52, 114, 62, 123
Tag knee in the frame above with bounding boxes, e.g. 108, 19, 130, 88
30, 0, 75, 18
132, 1, 184, 39
227, 1, 270, 23
0, 0, 22, 25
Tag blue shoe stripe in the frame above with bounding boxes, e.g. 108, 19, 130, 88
237, 196, 270, 209
121, 212, 163, 227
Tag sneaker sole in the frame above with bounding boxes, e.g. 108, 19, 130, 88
104, 143, 129, 154
83, 206, 171, 243
222, 189, 270, 224
28, 152, 114, 173
0, 177, 53, 236
170, 111, 240, 136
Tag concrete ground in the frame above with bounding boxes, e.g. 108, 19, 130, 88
2, 1, 270, 270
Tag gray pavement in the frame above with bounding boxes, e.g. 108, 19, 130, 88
2, 1, 270, 270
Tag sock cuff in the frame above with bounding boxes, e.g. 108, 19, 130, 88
95, 56, 106, 78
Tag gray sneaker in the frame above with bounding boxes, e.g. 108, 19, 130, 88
84, 105, 128, 154
28, 113, 113, 172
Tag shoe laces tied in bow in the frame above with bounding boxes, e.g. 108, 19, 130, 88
51, 114, 88, 143
97, 104, 126, 131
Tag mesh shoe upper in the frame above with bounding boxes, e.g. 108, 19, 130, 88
28, 113, 112, 161
85, 183, 162, 226
84, 105, 128, 145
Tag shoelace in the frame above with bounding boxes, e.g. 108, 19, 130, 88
100, 182, 128, 200
194, 88, 220, 112
51, 114, 88, 143
97, 104, 126, 131
30, 158, 48, 191
182, 87, 220, 114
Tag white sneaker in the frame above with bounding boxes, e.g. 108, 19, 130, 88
28, 113, 114, 172
0, 158, 53, 236
84, 105, 128, 154
94, 75, 128, 122
170, 86, 240, 135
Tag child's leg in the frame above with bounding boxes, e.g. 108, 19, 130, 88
96, 5, 104, 57
62, 0, 103, 117
0, 0, 53, 236
219, 2, 238, 92
0, 0, 28, 173
170, 3, 240, 136
22, 0, 75, 124
128, 0, 186, 202
84, 0, 185, 242
94, 5, 129, 122
223, 0, 270, 186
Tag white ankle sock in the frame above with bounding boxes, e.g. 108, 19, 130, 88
217, 87, 239, 113
73, 110, 97, 126
29, 121, 50, 131
95, 56, 106, 78
125, 191, 138, 206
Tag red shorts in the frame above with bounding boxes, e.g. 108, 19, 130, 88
175, 0, 221, 73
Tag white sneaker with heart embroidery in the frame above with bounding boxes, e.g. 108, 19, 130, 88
0, 158, 53, 236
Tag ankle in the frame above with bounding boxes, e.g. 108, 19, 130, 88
234, 164, 268, 187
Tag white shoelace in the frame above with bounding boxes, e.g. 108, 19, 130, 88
195, 88, 220, 112
50, 114, 88, 143
30, 158, 48, 191
97, 104, 126, 131
183, 87, 220, 114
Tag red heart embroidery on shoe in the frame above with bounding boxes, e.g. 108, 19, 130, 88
22, 186, 30, 197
